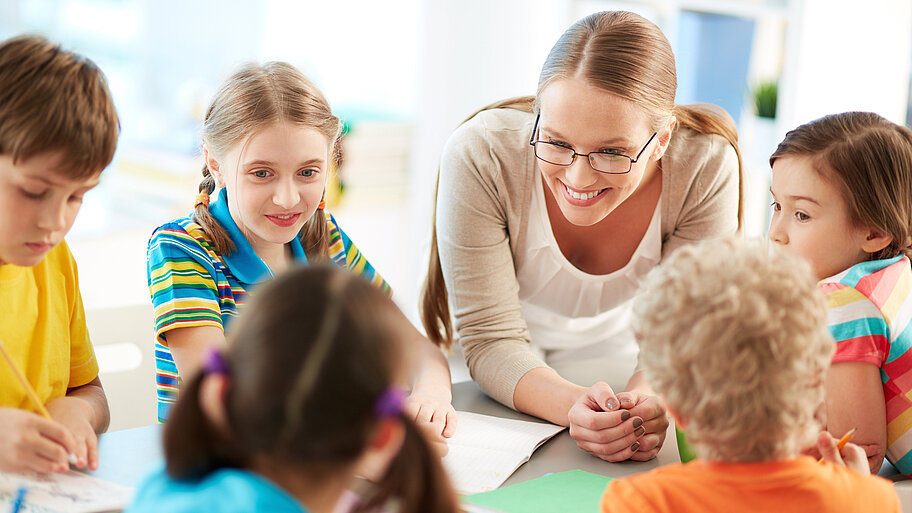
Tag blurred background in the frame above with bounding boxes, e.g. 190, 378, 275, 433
2, 0, 910, 428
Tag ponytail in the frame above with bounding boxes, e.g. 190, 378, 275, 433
299, 136, 343, 262
421, 97, 535, 349
191, 163, 236, 255
163, 372, 240, 480
359, 416, 458, 513
673, 103, 744, 229
298, 199, 330, 262
420, 213, 452, 349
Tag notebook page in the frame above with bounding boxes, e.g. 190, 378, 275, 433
443, 411, 564, 494
0, 470, 135, 513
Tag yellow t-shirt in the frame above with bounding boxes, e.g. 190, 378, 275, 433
0, 240, 98, 411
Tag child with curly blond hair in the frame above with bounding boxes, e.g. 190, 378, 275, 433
600, 238, 900, 513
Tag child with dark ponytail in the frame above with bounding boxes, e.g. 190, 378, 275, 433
146, 62, 455, 440
126, 266, 459, 513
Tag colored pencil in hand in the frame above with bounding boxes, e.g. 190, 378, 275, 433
818, 427, 858, 463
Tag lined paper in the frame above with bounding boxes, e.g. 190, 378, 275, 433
443, 411, 565, 494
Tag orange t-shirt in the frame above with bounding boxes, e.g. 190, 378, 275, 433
601, 457, 900, 513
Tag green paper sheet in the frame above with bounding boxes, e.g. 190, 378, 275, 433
462, 469, 613, 513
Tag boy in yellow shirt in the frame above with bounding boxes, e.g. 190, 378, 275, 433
0, 35, 119, 474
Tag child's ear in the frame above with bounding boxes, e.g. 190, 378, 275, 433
199, 373, 230, 435
353, 418, 406, 481
861, 227, 893, 255
202, 145, 225, 188
370, 417, 405, 452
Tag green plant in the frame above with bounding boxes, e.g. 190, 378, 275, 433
753, 80, 778, 119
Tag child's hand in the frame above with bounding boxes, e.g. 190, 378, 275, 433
0, 407, 76, 474
405, 391, 458, 440
569, 382, 667, 462
415, 414, 450, 458
817, 431, 869, 474
46, 396, 99, 470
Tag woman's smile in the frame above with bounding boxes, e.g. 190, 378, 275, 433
561, 181, 610, 206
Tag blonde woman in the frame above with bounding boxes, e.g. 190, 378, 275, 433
422, 11, 742, 461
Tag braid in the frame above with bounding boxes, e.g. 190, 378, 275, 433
191, 163, 235, 255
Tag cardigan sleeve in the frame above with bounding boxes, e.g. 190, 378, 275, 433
435, 112, 548, 408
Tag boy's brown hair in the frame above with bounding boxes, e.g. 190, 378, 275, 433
0, 34, 119, 177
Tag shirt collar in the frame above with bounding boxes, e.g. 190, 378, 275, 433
208, 188, 308, 284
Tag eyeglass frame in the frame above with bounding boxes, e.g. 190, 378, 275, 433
528, 113, 658, 175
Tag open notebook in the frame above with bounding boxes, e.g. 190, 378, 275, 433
0, 470, 134, 513
442, 411, 565, 495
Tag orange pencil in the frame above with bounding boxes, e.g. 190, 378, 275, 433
818, 427, 858, 463
0, 338, 51, 418
0, 338, 78, 465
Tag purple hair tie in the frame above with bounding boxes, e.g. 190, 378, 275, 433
203, 348, 230, 375
374, 387, 408, 418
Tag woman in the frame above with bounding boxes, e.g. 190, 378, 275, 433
422, 11, 742, 462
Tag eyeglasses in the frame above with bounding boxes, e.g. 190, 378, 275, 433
529, 113, 657, 175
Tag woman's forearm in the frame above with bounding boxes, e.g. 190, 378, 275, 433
513, 367, 587, 426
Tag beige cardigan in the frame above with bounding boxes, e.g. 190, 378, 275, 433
435, 108, 740, 408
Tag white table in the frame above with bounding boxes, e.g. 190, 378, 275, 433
92, 379, 678, 487
91, 378, 912, 513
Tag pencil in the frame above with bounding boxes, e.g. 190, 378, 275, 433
818, 427, 858, 463
0, 338, 51, 418
0, 338, 78, 467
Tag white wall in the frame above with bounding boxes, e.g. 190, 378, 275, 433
781, 0, 911, 129
404, 0, 575, 318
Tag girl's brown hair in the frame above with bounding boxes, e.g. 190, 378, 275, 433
164, 266, 458, 513
421, 11, 744, 349
770, 112, 912, 261
0, 35, 119, 177
194, 62, 341, 260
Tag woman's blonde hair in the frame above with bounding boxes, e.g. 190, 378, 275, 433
633, 238, 833, 462
194, 61, 342, 260
770, 111, 912, 261
422, 11, 744, 349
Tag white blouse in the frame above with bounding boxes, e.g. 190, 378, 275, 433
516, 172, 662, 378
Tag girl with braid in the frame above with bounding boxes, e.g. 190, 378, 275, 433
146, 63, 455, 444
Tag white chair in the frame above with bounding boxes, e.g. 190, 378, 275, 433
84, 303, 158, 431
